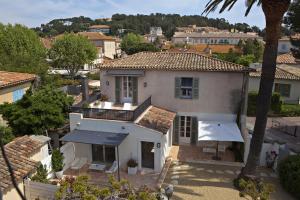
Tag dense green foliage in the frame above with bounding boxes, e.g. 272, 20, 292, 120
56, 175, 158, 200
279, 155, 300, 199
31, 163, 49, 183
52, 149, 64, 172
33, 14, 261, 39
284, 0, 300, 32
247, 92, 282, 116
0, 87, 73, 136
0, 126, 15, 145
234, 178, 274, 200
0, 24, 47, 74
214, 39, 264, 66
281, 104, 300, 116
121, 33, 159, 55
49, 33, 97, 78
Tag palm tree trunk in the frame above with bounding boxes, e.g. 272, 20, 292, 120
242, 0, 290, 176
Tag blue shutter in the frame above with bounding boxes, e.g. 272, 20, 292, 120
13, 89, 24, 102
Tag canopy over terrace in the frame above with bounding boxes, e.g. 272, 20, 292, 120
198, 121, 244, 160
60, 129, 129, 180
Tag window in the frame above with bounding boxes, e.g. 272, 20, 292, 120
12, 89, 24, 102
123, 76, 133, 98
274, 83, 291, 97
281, 44, 287, 50
179, 116, 191, 138
180, 78, 193, 99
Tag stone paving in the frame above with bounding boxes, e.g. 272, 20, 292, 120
163, 161, 295, 200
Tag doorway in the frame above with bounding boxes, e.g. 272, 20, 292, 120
92, 145, 115, 163
179, 116, 191, 144
141, 141, 154, 169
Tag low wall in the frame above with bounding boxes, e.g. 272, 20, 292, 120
24, 180, 58, 200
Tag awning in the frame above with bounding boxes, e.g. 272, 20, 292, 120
60, 129, 129, 146
198, 121, 244, 142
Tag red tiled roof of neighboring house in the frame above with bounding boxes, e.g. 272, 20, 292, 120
0, 136, 43, 193
276, 53, 297, 64
89, 25, 110, 29
77, 32, 115, 41
250, 65, 300, 80
98, 52, 250, 72
136, 106, 176, 134
0, 71, 36, 89
191, 44, 241, 54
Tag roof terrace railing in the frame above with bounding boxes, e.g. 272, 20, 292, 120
70, 96, 151, 121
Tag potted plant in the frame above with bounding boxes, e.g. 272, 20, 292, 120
127, 158, 138, 175
100, 94, 109, 107
52, 149, 64, 179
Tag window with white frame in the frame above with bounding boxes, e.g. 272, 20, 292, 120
122, 76, 133, 98
179, 116, 191, 138
180, 78, 193, 99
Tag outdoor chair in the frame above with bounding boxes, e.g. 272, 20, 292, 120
105, 161, 118, 174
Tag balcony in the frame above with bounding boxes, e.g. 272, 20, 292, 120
70, 96, 152, 121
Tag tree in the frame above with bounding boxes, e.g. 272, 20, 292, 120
0, 126, 14, 145
204, 0, 291, 177
49, 33, 97, 78
0, 24, 47, 74
284, 0, 300, 32
237, 54, 256, 66
0, 87, 73, 136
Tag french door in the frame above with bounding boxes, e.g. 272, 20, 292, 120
179, 116, 192, 144
122, 76, 133, 103
92, 145, 115, 163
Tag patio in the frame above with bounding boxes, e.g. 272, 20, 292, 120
169, 145, 236, 163
63, 164, 161, 190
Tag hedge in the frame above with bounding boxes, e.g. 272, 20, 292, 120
278, 155, 300, 199
247, 92, 282, 116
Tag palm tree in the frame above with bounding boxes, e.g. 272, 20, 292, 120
203, 0, 290, 176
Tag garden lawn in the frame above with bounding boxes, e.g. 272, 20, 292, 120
280, 104, 300, 117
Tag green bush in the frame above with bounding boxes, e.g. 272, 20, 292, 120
278, 155, 300, 199
31, 163, 48, 183
52, 149, 64, 172
281, 104, 300, 117
247, 92, 282, 116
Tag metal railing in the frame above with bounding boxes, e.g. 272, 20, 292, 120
70, 96, 152, 121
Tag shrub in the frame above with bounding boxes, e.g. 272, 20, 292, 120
127, 159, 138, 168
281, 104, 300, 117
270, 93, 282, 114
278, 155, 300, 199
234, 178, 274, 200
51, 149, 64, 172
31, 163, 48, 183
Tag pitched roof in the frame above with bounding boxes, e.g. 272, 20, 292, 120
77, 32, 115, 41
191, 44, 241, 54
98, 52, 249, 72
136, 106, 176, 134
250, 65, 300, 81
173, 31, 260, 39
277, 53, 297, 64
89, 25, 110, 29
0, 136, 43, 193
0, 71, 36, 89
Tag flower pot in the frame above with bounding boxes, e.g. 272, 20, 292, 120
55, 170, 63, 179
128, 166, 138, 175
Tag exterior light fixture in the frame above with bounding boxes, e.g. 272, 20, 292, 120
157, 143, 161, 148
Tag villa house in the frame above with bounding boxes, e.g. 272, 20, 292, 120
62, 52, 250, 175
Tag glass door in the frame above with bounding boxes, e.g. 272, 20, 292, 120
122, 76, 133, 103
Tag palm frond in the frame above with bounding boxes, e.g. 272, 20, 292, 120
202, 0, 261, 16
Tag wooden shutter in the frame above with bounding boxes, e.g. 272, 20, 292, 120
192, 78, 199, 99
175, 77, 181, 98
115, 77, 121, 104
173, 116, 179, 145
132, 77, 138, 105
190, 116, 198, 145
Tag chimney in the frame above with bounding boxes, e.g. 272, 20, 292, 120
81, 75, 89, 101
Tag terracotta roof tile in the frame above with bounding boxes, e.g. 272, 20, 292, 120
250, 65, 300, 80
277, 53, 297, 64
0, 136, 43, 192
78, 32, 115, 41
136, 106, 176, 134
0, 71, 36, 89
99, 52, 249, 72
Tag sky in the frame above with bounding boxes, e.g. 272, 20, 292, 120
0, 0, 266, 28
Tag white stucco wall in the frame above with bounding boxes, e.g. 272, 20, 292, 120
104, 41, 116, 59
3, 182, 24, 200
69, 113, 170, 172
100, 70, 244, 121
249, 77, 300, 103
30, 144, 49, 162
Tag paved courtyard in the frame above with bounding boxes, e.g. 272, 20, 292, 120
163, 161, 295, 200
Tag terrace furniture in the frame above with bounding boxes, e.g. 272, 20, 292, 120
123, 103, 132, 110
105, 161, 118, 174
89, 163, 106, 171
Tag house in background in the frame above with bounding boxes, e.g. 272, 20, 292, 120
88, 25, 111, 34
0, 71, 36, 125
278, 37, 294, 54
63, 52, 250, 176
277, 52, 300, 67
0, 135, 50, 200
249, 64, 300, 104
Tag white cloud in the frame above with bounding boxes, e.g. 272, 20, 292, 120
0, 0, 265, 28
